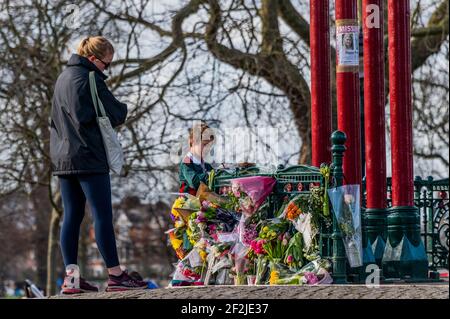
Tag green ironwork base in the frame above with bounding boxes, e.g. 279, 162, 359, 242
363, 208, 387, 241
382, 206, 428, 279
367, 235, 386, 266
363, 207, 387, 268
382, 236, 428, 279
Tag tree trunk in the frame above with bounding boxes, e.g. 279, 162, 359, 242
29, 186, 52, 290
46, 191, 62, 296
292, 102, 312, 164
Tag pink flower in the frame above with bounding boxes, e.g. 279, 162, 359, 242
286, 255, 294, 263
304, 272, 319, 285
202, 200, 211, 208
250, 239, 266, 255
232, 184, 241, 198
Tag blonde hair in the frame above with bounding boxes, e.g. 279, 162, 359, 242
77, 36, 114, 59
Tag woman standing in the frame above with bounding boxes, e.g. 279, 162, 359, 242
50, 36, 147, 294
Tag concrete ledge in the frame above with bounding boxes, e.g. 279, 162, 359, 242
50, 284, 449, 299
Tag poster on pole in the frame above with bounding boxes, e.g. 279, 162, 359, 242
336, 20, 359, 72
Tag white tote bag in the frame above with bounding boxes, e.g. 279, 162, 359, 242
89, 71, 124, 175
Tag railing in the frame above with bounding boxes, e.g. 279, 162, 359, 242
362, 176, 449, 270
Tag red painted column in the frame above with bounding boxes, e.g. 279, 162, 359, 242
363, 0, 387, 209
310, 0, 332, 167
383, 0, 428, 279
335, 0, 361, 186
388, 0, 414, 207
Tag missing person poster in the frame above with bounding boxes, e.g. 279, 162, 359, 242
336, 20, 359, 72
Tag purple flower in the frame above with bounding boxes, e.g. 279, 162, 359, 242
304, 272, 319, 285
196, 215, 207, 223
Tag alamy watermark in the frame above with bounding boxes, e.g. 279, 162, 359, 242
365, 4, 381, 29
168, 122, 282, 168
63, 4, 81, 30
365, 264, 382, 288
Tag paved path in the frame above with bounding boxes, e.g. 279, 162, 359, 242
52, 283, 448, 299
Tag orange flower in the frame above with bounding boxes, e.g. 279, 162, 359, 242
286, 202, 301, 220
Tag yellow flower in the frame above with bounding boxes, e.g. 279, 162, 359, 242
171, 197, 185, 217
263, 226, 269, 233
199, 250, 207, 262
170, 238, 183, 250
174, 220, 185, 228
269, 270, 279, 285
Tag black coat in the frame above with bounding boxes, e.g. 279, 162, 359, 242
50, 54, 127, 175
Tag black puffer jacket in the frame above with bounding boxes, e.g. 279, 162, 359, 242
50, 54, 127, 175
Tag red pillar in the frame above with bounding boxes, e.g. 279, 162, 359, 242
382, 0, 428, 279
363, 0, 387, 210
310, 0, 332, 167
388, 0, 414, 207
335, 0, 361, 185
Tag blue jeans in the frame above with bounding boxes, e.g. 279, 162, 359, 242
59, 174, 120, 268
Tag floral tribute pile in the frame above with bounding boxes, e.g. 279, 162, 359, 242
166, 166, 334, 286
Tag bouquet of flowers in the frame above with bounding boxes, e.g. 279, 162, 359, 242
203, 241, 233, 285
171, 194, 201, 223
258, 219, 290, 241
197, 182, 231, 207
328, 184, 363, 267
215, 207, 240, 232
319, 164, 331, 217
229, 176, 276, 216
283, 232, 305, 271
271, 257, 333, 285
262, 231, 290, 262
166, 228, 187, 259
254, 255, 269, 285
268, 259, 292, 285
170, 243, 209, 286
230, 242, 250, 285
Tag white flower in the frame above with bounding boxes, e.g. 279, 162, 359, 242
344, 194, 354, 204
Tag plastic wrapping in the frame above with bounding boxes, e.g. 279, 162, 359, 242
215, 207, 240, 232
233, 257, 247, 285
215, 268, 233, 285
328, 184, 362, 267
217, 231, 239, 243
187, 248, 204, 268
292, 213, 317, 251
197, 182, 231, 207
268, 258, 292, 285
230, 176, 276, 216
255, 256, 269, 285
272, 258, 333, 285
